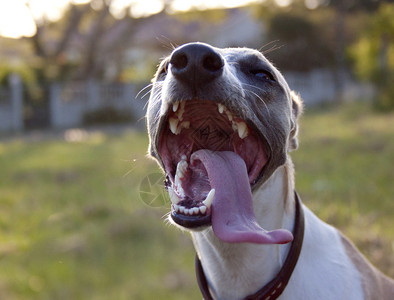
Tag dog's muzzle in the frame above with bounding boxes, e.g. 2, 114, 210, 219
147, 43, 294, 245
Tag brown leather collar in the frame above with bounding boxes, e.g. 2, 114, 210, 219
195, 191, 305, 300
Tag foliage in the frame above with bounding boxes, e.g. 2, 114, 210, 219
349, 3, 394, 110
0, 103, 393, 299
0, 64, 36, 86
265, 10, 335, 71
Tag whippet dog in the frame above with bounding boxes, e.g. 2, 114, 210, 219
146, 42, 394, 300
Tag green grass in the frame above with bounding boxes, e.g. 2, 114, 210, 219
0, 103, 393, 299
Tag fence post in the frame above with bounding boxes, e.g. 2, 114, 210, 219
123, 83, 134, 115
49, 83, 61, 128
87, 80, 100, 111
9, 73, 23, 131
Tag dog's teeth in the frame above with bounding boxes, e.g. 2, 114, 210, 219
176, 159, 188, 178
174, 158, 188, 197
225, 110, 233, 122
173, 101, 179, 112
179, 206, 185, 214
218, 104, 224, 114
237, 121, 248, 139
232, 121, 238, 132
202, 189, 215, 208
174, 174, 185, 197
192, 207, 199, 215
184, 208, 190, 215
173, 204, 179, 212
175, 121, 190, 135
199, 206, 207, 214
176, 101, 186, 121
169, 117, 179, 135
168, 188, 181, 205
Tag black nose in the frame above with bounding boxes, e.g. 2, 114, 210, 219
169, 43, 224, 86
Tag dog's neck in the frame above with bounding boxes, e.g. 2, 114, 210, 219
191, 160, 297, 300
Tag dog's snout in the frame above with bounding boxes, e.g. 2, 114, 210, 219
169, 43, 224, 85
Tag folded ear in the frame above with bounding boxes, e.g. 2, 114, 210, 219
289, 91, 303, 151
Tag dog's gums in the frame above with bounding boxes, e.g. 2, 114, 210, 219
158, 99, 267, 228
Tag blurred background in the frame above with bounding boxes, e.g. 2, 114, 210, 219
0, 0, 393, 299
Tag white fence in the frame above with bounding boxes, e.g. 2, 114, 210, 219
0, 71, 375, 133
284, 69, 374, 105
50, 80, 144, 129
0, 74, 23, 132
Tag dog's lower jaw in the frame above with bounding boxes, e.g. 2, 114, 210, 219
191, 160, 297, 300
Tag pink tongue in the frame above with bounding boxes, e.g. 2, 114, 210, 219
191, 150, 293, 244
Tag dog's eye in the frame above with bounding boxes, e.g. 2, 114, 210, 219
157, 62, 169, 80
250, 70, 275, 82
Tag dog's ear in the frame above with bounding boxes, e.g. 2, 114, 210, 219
289, 91, 303, 151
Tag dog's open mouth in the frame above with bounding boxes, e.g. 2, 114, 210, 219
158, 100, 293, 244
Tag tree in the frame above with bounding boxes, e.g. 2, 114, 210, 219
20, 0, 169, 127
264, 11, 335, 72
349, 3, 394, 110
25, 0, 141, 81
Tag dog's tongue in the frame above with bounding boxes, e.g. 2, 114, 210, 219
191, 150, 293, 244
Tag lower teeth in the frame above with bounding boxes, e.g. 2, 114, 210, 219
173, 204, 208, 215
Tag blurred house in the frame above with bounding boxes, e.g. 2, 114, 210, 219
97, 8, 265, 81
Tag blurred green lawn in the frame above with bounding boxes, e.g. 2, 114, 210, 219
0, 103, 393, 299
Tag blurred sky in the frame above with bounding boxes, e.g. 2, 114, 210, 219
0, 0, 277, 39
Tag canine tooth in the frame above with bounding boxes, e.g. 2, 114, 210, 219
168, 188, 181, 205
232, 121, 238, 132
179, 206, 185, 214
225, 110, 233, 121
176, 159, 188, 178
199, 206, 207, 214
173, 101, 179, 112
174, 174, 185, 197
169, 117, 179, 135
218, 104, 224, 114
237, 121, 248, 139
176, 101, 186, 120
202, 189, 215, 208
176, 168, 184, 179
192, 207, 199, 214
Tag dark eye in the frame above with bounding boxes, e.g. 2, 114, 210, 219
250, 70, 275, 81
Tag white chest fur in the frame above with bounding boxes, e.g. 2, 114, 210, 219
191, 163, 364, 300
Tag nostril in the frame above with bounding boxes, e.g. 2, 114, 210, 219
170, 52, 188, 70
202, 54, 223, 72
169, 43, 224, 83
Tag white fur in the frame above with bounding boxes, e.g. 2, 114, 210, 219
191, 160, 364, 300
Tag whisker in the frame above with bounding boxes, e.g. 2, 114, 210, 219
242, 83, 267, 94
259, 40, 284, 55
244, 88, 271, 117
140, 89, 153, 100
136, 83, 154, 99
227, 62, 240, 66
156, 35, 178, 51
143, 84, 163, 110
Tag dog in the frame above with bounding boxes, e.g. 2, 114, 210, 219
146, 42, 394, 300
